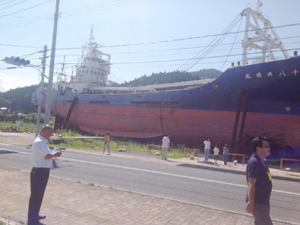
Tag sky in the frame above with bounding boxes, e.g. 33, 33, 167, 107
0, 0, 299, 92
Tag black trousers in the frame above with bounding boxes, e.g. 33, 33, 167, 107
28, 167, 50, 223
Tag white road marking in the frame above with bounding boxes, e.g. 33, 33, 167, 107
10, 150, 300, 196
0, 143, 11, 146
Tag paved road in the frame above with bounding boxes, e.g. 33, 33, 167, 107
0, 142, 299, 224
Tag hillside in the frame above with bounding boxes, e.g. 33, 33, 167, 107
0, 84, 39, 113
112, 69, 222, 87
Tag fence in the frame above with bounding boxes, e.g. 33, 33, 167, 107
184, 148, 200, 161
280, 158, 300, 172
228, 153, 245, 166
148, 144, 162, 154
117, 141, 130, 152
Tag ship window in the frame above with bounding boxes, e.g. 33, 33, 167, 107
136, 94, 142, 98
131, 101, 162, 107
170, 101, 178, 105
89, 101, 110, 105
102, 95, 106, 99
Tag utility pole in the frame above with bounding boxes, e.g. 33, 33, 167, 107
44, 0, 60, 125
35, 45, 47, 137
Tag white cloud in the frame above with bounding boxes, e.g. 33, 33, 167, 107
0, 73, 38, 92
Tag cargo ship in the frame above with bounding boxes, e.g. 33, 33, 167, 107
37, 2, 300, 157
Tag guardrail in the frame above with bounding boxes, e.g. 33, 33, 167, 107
280, 158, 300, 172
148, 144, 162, 154
228, 153, 245, 166
184, 148, 200, 161
117, 141, 130, 152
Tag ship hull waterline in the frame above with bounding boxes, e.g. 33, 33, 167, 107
51, 102, 300, 157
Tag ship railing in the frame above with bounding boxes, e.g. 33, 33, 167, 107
117, 141, 130, 152
228, 153, 245, 166
148, 144, 162, 154
280, 158, 300, 172
184, 148, 200, 161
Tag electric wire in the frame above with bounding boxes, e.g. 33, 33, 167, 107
178, 14, 243, 71
219, 15, 244, 71
176, 14, 241, 70
0, 0, 54, 18
0, 0, 131, 30
0, 0, 19, 8
0, 0, 28, 12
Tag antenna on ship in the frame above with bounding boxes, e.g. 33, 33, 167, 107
256, 0, 262, 14
241, 1, 289, 65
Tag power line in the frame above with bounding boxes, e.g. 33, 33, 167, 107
61, 0, 132, 18
0, 0, 132, 30
0, 43, 40, 49
48, 47, 300, 66
0, 0, 19, 8
0, 0, 54, 18
0, 0, 28, 12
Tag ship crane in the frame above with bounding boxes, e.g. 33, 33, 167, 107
242, 0, 289, 65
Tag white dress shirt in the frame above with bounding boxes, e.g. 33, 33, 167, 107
31, 135, 52, 168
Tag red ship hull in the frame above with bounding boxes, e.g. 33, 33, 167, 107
52, 102, 300, 155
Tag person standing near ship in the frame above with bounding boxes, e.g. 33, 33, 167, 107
27, 124, 62, 225
103, 132, 111, 155
203, 137, 211, 161
245, 137, 273, 225
162, 133, 170, 160
213, 144, 220, 165
223, 144, 229, 165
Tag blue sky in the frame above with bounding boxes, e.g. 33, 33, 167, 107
0, 0, 299, 92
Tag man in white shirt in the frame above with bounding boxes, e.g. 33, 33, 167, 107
203, 137, 211, 161
162, 134, 170, 160
27, 125, 62, 225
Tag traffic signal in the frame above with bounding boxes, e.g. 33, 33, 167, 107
3, 56, 30, 66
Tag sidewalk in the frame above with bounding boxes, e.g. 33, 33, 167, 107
0, 149, 299, 225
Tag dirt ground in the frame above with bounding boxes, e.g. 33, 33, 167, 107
0, 132, 35, 145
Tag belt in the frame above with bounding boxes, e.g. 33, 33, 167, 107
32, 167, 50, 170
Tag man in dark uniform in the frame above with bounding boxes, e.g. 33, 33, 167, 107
245, 137, 273, 225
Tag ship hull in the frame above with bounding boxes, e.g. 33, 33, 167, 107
50, 57, 300, 156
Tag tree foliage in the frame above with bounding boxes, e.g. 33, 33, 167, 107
112, 69, 222, 87
0, 84, 40, 113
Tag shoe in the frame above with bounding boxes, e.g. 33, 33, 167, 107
27, 221, 45, 225
38, 215, 46, 220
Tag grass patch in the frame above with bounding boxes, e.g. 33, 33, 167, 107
49, 135, 199, 159
1, 119, 202, 160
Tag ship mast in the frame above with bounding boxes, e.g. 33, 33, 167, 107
241, 0, 289, 65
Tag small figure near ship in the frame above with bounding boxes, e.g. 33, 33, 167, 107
33, 1, 300, 158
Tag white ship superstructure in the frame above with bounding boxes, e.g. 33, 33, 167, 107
69, 28, 111, 93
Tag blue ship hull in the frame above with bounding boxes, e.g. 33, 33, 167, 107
51, 56, 300, 156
